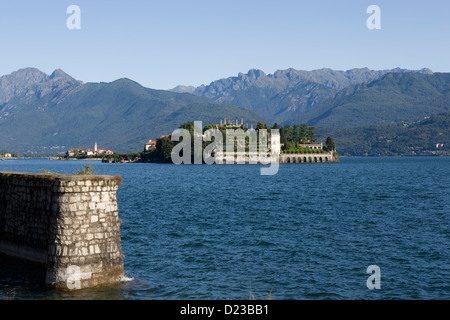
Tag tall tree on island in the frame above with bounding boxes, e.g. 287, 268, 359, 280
271, 123, 281, 130
299, 124, 308, 143
256, 122, 267, 130
293, 125, 300, 143
326, 136, 336, 151
307, 126, 317, 143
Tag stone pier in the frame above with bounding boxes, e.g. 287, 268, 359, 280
0, 171, 124, 290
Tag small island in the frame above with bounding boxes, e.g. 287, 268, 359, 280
0, 150, 19, 160
65, 142, 114, 160
58, 143, 137, 162
139, 120, 338, 164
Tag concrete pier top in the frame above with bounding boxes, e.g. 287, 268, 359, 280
0, 170, 122, 183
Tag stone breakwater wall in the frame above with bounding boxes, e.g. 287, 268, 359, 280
0, 171, 124, 290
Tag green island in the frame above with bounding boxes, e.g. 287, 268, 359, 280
136, 121, 338, 164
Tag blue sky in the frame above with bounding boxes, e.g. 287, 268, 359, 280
0, 0, 449, 89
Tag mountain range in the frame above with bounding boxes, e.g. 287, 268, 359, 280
0, 66, 448, 155
0, 68, 264, 153
171, 67, 441, 124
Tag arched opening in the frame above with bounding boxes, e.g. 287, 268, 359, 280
303, 157, 307, 163
319, 157, 323, 163
314, 157, 317, 163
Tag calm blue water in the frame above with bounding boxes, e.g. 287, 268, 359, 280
0, 157, 449, 300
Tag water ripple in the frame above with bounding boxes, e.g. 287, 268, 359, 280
0, 157, 449, 299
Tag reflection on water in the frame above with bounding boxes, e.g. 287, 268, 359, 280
0, 254, 139, 300
0, 254, 46, 300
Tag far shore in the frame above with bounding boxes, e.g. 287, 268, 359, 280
48, 157, 103, 161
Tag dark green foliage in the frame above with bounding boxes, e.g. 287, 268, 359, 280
103, 152, 141, 162
316, 112, 450, 156
179, 121, 195, 135
325, 136, 335, 151
279, 123, 318, 151
157, 137, 175, 162
271, 123, 281, 130
299, 124, 309, 143
256, 122, 267, 130
307, 127, 317, 143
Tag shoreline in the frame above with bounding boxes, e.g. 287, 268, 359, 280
2, 155, 448, 163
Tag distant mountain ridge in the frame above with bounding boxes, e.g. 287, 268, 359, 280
1, 66, 448, 155
0, 68, 265, 154
296, 72, 450, 128
171, 67, 436, 123
0, 67, 81, 104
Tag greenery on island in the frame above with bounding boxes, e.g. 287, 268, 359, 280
140, 121, 337, 163
141, 137, 174, 163
64, 153, 97, 160
103, 152, 141, 163
0, 150, 20, 158
326, 136, 335, 152
276, 123, 336, 154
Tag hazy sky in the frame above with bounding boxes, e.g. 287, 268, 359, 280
0, 0, 449, 89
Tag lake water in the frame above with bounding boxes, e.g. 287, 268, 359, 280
0, 157, 449, 300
